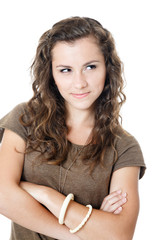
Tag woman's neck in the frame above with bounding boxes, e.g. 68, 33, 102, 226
66, 108, 95, 145
66, 108, 95, 129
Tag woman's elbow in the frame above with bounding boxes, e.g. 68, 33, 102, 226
100, 231, 133, 240
0, 185, 8, 214
114, 224, 136, 240
95, 223, 135, 240
105, 218, 136, 240
0, 183, 18, 215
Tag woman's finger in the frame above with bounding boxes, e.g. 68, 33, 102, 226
103, 196, 127, 212
101, 192, 127, 211
100, 190, 122, 209
114, 207, 123, 214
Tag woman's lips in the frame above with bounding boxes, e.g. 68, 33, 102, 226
71, 92, 90, 99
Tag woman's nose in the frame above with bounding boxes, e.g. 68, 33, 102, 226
73, 72, 87, 89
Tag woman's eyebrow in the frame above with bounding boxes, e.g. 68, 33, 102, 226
56, 65, 71, 68
56, 60, 100, 68
83, 60, 100, 66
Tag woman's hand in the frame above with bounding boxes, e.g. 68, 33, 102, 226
100, 190, 127, 214
20, 182, 127, 216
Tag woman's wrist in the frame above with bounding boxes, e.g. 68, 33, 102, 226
42, 187, 66, 217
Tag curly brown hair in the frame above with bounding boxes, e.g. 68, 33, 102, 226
21, 16, 126, 170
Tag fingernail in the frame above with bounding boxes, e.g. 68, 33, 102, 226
117, 189, 122, 194
122, 192, 127, 197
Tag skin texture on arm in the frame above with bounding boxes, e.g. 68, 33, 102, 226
0, 129, 80, 240
108, 167, 140, 238
21, 168, 140, 240
62, 167, 140, 240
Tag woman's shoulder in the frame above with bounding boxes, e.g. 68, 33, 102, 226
115, 126, 140, 149
113, 126, 146, 179
0, 102, 29, 142
12, 102, 28, 113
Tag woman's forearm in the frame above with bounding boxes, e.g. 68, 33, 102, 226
44, 188, 131, 240
0, 183, 80, 240
21, 183, 135, 240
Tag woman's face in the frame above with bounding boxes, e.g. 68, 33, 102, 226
51, 36, 106, 113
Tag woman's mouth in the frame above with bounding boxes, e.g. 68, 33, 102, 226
71, 92, 90, 99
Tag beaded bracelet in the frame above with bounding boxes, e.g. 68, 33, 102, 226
59, 193, 74, 225
70, 204, 93, 234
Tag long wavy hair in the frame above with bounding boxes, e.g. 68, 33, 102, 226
21, 16, 126, 170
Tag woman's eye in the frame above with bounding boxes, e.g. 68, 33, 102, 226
60, 68, 71, 73
86, 65, 96, 70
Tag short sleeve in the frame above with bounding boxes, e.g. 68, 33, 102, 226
112, 131, 146, 179
0, 103, 28, 143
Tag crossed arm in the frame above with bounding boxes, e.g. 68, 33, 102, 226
0, 129, 140, 240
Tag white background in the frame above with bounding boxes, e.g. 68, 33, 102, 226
0, 0, 160, 239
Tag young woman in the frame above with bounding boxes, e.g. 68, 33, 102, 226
0, 17, 146, 240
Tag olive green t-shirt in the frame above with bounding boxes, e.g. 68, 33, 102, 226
0, 103, 146, 240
